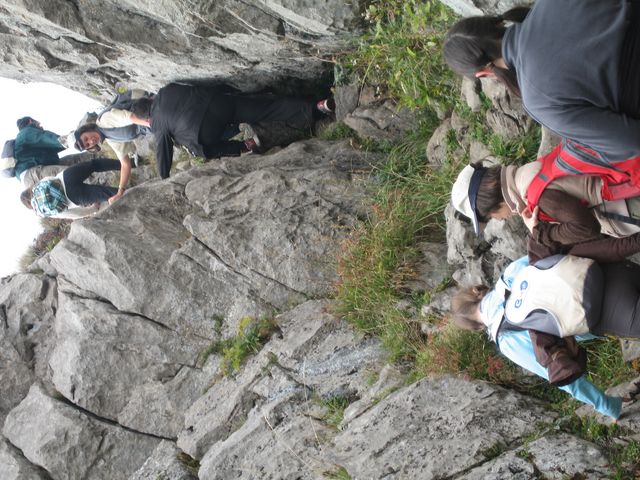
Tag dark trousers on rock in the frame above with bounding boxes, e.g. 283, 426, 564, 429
591, 262, 640, 338
198, 94, 313, 158
62, 158, 120, 206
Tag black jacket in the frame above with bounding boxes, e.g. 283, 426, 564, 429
150, 83, 218, 179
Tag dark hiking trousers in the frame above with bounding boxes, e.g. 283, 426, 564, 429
591, 261, 640, 338
198, 94, 313, 158
62, 158, 120, 206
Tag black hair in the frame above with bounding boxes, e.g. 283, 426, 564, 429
443, 7, 530, 97
74, 123, 101, 151
16, 116, 36, 130
131, 98, 153, 120
474, 165, 504, 222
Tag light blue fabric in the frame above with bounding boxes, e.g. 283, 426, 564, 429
480, 255, 530, 336
497, 329, 622, 419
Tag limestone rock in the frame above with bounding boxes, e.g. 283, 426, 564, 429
458, 449, 536, 480
426, 117, 453, 166
0, 339, 34, 425
330, 376, 555, 479
402, 242, 455, 293
0, 0, 365, 99
48, 292, 211, 438
523, 434, 611, 479
0, 437, 49, 480
129, 441, 197, 480
50, 140, 375, 338
178, 300, 384, 459
461, 76, 483, 112
440, 0, 534, 17
480, 78, 533, 140
3, 384, 159, 480
343, 99, 418, 142
341, 364, 405, 428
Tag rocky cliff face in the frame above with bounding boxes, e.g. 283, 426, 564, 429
1, 1, 636, 479
0, 0, 362, 97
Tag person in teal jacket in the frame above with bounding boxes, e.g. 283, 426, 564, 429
13, 117, 66, 181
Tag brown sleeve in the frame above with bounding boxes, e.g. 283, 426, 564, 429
533, 189, 603, 247
528, 232, 640, 264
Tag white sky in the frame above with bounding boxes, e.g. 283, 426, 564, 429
0, 77, 101, 278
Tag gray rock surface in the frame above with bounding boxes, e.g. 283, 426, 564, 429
50, 140, 374, 338
179, 300, 384, 462
426, 117, 453, 166
440, 0, 534, 17
3, 385, 159, 480
49, 291, 210, 438
480, 78, 533, 140
343, 99, 418, 143
129, 441, 197, 480
0, 0, 365, 99
0, 437, 49, 480
330, 377, 555, 479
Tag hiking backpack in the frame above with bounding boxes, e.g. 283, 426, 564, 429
526, 139, 640, 221
1, 139, 16, 178
30, 178, 69, 217
98, 89, 154, 120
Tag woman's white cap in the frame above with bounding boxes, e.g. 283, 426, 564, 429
451, 164, 487, 235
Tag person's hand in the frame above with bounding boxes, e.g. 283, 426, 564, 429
108, 190, 124, 205
520, 205, 539, 233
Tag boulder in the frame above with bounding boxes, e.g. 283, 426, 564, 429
0, 437, 49, 480
330, 376, 555, 479
0, 0, 365, 98
179, 300, 385, 459
343, 100, 418, 142
129, 441, 197, 480
48, 292, 211, 438
50, 140, 376, 338
3, 385, 159, 480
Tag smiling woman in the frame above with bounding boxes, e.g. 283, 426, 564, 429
0, 77, 101, 277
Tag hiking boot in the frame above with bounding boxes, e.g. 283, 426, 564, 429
243, 135, 262, 154
316, 98, 336, 115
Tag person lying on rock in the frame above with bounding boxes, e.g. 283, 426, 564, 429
444, 0, 640, 167
129, 82, 335, 179
451, 159, 640, 262
73, 89, 155, 205
8, 117, 87, 189
451, 253, 640, 420
20, 158, 122, 220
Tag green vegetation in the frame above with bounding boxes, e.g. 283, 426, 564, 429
176, 452, 200, 475
318, 395, 351, 430
19, 217, 71, 271
333, 2, 640, 473
323, 465, 352, 480
200, 316, 278, 376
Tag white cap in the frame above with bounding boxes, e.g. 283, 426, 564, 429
451, 164, 487, 235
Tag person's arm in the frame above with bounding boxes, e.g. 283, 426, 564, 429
156, 132, 174, 179
528, 232, 640, 264
532, 189, 603, 247
542, 104, 640, 162
102, 139, 132, 204
497, 329, 622, 418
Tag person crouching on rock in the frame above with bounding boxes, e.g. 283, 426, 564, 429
129, 82, 335, 179
451, 254, 640, 420
451, 160, 640, 262
20, 158, 123, 220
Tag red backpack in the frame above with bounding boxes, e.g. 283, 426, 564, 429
526, 139, 640, 221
